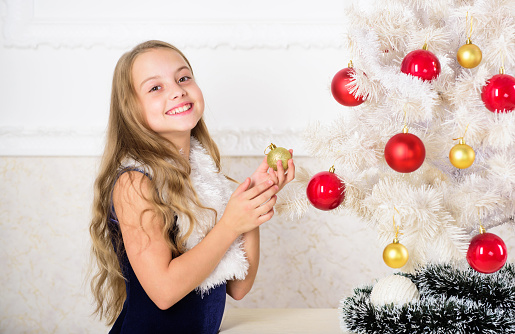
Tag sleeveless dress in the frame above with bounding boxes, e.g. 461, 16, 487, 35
108, 218, 226, 334
107, 138, 248, 333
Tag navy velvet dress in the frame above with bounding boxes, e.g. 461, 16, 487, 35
108, 175, 227, 333
108, 243, 227, 334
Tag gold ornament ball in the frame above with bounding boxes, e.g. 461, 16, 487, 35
457, 40, 482, 68
449, 143, 475, 169
266, 144, 292, 171
383, 240, 409, 268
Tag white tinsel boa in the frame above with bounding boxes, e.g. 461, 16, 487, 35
121, 137, 249, 294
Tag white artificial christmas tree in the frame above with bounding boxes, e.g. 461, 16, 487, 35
280, 0, 515, 273
277, 0, 515, 331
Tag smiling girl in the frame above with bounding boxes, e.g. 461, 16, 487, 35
89, 40, 295, 333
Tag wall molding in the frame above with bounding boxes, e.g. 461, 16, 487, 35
0, 127, 308, 157
2, 0, 347, 49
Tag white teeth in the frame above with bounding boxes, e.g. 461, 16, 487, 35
169, 104, 191, 115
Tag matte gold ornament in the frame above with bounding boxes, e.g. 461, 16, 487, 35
265, 143, 292, 171
457, 38, 482, 68
449, 138, 475, 169
383, 238, 409, 269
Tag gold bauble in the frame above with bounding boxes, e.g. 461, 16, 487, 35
457, 38, 482, 68
383, 239, 409, 268
449, 140, 475, 169
265, 143, 292, 171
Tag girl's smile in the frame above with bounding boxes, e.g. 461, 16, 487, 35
166, 102, 193, 116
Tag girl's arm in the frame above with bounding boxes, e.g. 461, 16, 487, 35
226, 228, 260, 300
226, 153, 295, 300
113, 172, 278, 310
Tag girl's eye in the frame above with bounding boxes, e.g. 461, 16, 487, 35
149, 86, 161, 92
178, 76, 191, 83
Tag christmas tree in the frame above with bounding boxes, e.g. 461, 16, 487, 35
277, 0, 515, 332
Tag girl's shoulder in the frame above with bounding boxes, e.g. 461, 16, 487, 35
119, 157, 153, 177
112, 158, 155, 212
113, 170, 152, 204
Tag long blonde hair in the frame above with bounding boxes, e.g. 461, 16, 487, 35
89, 40, 223, 325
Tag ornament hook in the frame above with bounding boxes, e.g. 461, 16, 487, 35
477, 207, 486, 234
500, 50, 505, 74
452, 123, 470, 144
422, 34, 429, 50
402, 104, 409, 133
264, 143, 277, 155
347, 35, 359, 64
393, 207, 403, 240
466, 12, 474, 41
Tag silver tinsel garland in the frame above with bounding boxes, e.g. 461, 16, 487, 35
340, 263, 515, 333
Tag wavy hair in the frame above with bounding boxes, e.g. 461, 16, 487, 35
89, 40, 223, 325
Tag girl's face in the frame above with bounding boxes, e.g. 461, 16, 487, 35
132, 48, 204, 144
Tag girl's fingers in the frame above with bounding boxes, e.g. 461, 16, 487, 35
276, 160, 286, 184
257, 207, 275, 224
250, 185, 278, 208
233, 177, 251, 197
268, 167, 279, 184
276, 160, 284, 174
243, 178, 274, 200
286, 159, 295, 183
256, 156, 269, 173
256, 195, 277, 216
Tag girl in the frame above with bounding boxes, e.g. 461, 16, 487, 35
89, 40, 295, 334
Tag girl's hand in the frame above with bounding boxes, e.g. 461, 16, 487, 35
220, 178, 279, 236
250, 149, 295, 192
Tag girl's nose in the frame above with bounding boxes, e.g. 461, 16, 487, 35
169, 83, 186, 100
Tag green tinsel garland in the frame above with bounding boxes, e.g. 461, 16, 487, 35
340, 263, 515, 334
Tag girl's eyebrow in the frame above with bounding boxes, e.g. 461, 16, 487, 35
138, 66, 191, 89
139, 75, 160, 89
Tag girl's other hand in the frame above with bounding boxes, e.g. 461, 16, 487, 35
250, 149, 295, 191
220, 178, 279, 236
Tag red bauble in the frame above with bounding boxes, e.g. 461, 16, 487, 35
467, 232, 507, 274
481, 73, 515, 113
331, 68, 366, 107
384, 132, 426, 173
401, 49, 441, 81
306, 170, 345, 211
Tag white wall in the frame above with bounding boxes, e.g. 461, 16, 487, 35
1, 1, 514, 333
0, 0, 364, 156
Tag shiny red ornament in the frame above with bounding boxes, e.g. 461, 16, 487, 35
467, 232, 507, 274
401, 47, 441, 81
331, 66, 366, 107
384, 132, 425, 173
481, 73, 515, 113
306, 168, 345, 211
